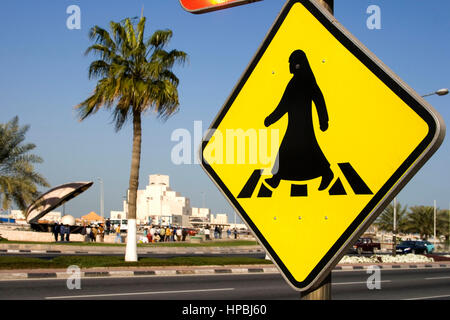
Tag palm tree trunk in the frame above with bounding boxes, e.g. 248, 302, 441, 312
125, 110, 141, 262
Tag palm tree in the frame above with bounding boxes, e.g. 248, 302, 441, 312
437, 208, 449, 242
444, 209, 450, 246
374, 201, 408, 234
76, 17, 187, 261
0, 116, 49, 211
404, 206, 434, 240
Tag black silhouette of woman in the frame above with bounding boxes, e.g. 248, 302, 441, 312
264, 50, 334, 191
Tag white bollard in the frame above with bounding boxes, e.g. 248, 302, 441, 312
125, 219, 138, 262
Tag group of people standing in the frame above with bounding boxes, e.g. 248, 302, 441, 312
213, 225, 223, 239
142, 225, 188, 243
81, 223, 105, 243
52, 223, 71, 242
51, 220, 120, 243
204, 226, 239, 240
51, 221, 241, 244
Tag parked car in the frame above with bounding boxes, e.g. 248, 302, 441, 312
110, 219, 128, 232
351, 238, 381, 254
396, 240, 429, 254
238, 228, 251, 236
184, 228, 197, 236
422, 240, 435, 254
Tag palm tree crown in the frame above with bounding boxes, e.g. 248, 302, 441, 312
0, 117, 49, 210
77, 17, 187, 129
404, 206, 435, 240
374, 201, 408, 233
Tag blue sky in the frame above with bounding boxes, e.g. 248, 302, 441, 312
0, 0, 449, 220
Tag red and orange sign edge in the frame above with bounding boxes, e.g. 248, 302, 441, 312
179, 0, 262, 14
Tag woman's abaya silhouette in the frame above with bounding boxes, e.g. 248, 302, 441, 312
264, 50, 334, 191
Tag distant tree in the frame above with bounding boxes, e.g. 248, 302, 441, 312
404, 206, 449, 241
76, 16, 187, 261
404, 206, 436, 240
374, 201, 408, 233
437, 209, 449, 242
0, 117, 49, 210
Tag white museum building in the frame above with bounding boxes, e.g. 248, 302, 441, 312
111, 174, 211, 226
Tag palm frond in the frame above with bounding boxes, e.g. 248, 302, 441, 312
147, 29, 173, 49
88, 26, 117, 52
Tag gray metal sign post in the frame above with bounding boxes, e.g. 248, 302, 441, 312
300, 0, 334, 301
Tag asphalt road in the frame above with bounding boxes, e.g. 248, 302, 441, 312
0, 267, 449, 300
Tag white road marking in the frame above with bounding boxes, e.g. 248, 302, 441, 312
404, 294, 450, 300
424, 276, 450, 280
45, 287, 235, 299
332, 280, 392, 286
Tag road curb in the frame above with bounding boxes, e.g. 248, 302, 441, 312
0, 263, 449, 281
0, 249, 265, 255
0, 265, 279, 280
334, 263, 450, 271
0, 243, 264, 254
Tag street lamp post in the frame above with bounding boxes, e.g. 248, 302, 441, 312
434, 200, 437, 244
97, 177, 104, 219
422, 88, 447, 245
201, 192, 206, 208
422, 88, 449, 98
147, 197, 151, 225
393, 197, 397, 256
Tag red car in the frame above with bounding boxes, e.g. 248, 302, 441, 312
184, 228, 197, 236
352, 238, 381, 254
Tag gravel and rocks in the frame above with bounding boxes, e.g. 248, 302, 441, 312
339, 254, 434, 264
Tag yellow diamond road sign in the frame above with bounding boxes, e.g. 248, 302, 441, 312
200, 0, 445, 291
